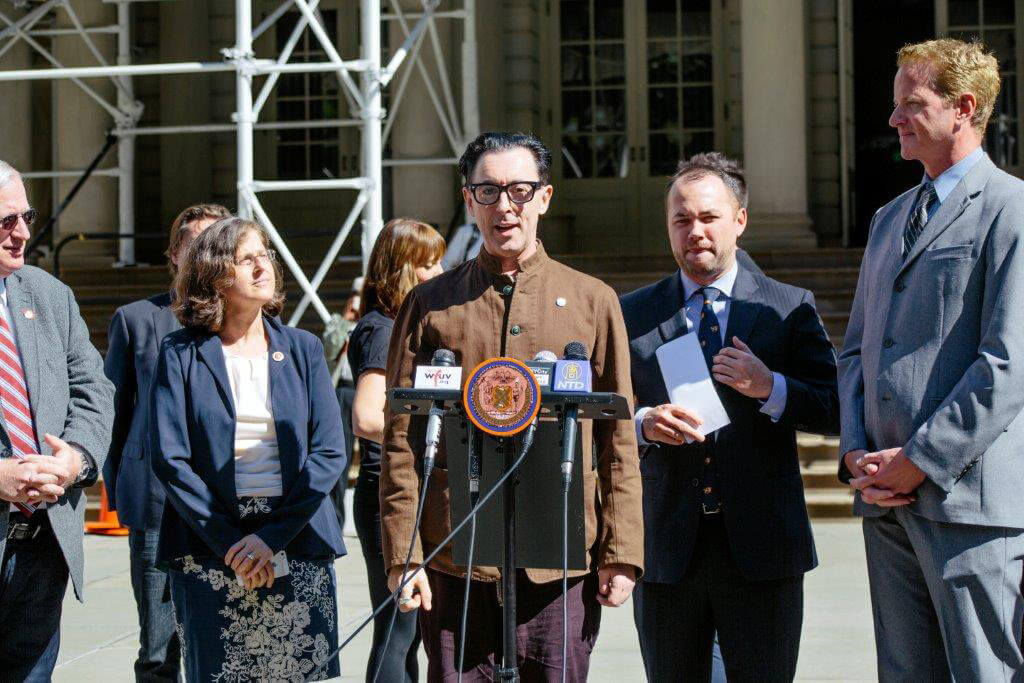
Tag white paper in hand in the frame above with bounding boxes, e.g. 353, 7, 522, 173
655, 332, 731, 440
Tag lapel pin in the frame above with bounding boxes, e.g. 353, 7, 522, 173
23, 310, 34, 320
272, 351, 284, 362
555, 297, 566, 307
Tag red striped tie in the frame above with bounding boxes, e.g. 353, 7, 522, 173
0, 310, 41, 516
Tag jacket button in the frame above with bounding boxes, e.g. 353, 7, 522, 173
883, 338, 894, 348
894, 281, 905, 293
703, 486, 713, 495
704, 457, 711, 465
501, 285, 513, 296
510, 325, 522, 336
882, 393, 891, 401
692, 478, 699, 487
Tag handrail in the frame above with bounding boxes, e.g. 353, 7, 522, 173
52, 229, 363, 277
26, 133, 118, 261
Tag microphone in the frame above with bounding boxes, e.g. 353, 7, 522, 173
526, 350, 557, 390
418, 349, 458, 479
554, 342, 591, 488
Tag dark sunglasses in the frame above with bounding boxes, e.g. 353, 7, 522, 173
0, 209, 37, 232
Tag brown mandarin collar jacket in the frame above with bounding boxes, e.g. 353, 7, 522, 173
380, 241, 644, 584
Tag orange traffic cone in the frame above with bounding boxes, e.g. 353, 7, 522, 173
85, 487, 129, 536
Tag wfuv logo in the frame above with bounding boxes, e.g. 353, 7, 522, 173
414, 365, 463, 390
424, 369, 455, 386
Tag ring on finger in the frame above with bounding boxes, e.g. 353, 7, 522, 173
245, 552, 256, 561
398, 597, 413, 606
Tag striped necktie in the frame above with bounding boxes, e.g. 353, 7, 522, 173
903, 182, 937, 258
0, 309, 41, 516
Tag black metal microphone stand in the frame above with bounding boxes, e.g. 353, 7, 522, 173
498, 435, 521, 681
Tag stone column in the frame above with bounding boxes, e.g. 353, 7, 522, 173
389, 0, 456, 227
0, 40, 32, 180
740, 0, 816, 249
53, 0, 118, 259
160, 0, 212, 224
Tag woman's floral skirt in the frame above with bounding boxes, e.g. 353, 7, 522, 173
167, 496, 340, 682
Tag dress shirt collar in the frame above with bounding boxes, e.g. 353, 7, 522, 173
0, 278, 7, 306
679, 260, 739, 302
926, 145, 985, 203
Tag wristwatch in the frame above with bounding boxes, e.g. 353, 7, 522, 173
70, 443, 94, 487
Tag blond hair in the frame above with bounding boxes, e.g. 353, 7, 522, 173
898, 38, 1001, 133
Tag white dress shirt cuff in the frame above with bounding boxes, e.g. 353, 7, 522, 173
634, 406, 653, 446
758, 372, 787, 422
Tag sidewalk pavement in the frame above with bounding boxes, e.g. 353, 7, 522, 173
52, 519, 876, 681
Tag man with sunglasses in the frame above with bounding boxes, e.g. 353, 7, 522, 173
0, 160, 114, 679
380, 131, 644, 680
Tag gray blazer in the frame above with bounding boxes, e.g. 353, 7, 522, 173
839, 153, 1024, 527
0, 266, 115, 600
102, 292, 180, 531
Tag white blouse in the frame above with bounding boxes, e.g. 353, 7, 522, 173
222, 350, 283, 497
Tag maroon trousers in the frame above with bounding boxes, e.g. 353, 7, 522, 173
418, 568, 601, 682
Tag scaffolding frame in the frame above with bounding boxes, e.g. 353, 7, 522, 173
0, 0, 479, 325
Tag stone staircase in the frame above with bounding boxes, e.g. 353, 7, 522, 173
69, 246, 861, 519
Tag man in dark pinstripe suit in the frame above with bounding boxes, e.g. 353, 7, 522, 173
621, 153, 839, 681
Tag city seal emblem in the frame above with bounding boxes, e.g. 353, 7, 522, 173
463, 357, 541, 437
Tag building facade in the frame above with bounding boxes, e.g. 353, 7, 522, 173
0, 0, 1020, 264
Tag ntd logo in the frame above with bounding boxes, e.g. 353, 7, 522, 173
553, 360, 591, 393
414, 365, 463, 390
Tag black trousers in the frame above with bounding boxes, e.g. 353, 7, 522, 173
353, 470, 421, 682
0, 513, 68, 683
633, 515, 803, 682
330, 384, 356, 529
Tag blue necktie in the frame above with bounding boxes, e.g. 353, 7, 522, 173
697, 287, 722, 371
903, 182, 937, 258
695, 287, 722, 513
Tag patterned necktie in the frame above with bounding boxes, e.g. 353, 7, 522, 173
903, 182, 937, 258
697, 287, 723, 371
0, 310, 41, 516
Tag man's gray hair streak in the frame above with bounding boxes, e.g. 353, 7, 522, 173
0, 160, 21, 190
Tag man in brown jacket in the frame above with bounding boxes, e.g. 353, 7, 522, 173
381, 131, 644, 680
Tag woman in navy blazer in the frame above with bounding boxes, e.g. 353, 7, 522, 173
151, 217, 347, 681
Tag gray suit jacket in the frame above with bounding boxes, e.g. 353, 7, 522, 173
839, 153, 1024, 527
0, 265, 115, 600
102, 292, 179, 531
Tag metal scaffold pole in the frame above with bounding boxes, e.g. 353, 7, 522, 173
360, 0, 383, 273
0, 0, 477, 323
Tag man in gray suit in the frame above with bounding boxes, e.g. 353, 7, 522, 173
839, 39, 1024, 679
0, 160, 114, 678
103, 202, 228, 681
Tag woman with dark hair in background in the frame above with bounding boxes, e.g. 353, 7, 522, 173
151, 216, 347, 681
103, 202, 230, 682
349, 217, 444, 681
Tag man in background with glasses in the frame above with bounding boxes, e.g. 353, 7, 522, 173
0, 160, 114, 679
380, 131, 644, 680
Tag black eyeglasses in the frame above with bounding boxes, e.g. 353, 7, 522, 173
0, 209, 36, 232
466, 181, 545, 206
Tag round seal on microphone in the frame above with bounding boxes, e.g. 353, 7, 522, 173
463, 357, 541, 437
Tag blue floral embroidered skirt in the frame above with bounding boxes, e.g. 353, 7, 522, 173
167, 497, 340, 682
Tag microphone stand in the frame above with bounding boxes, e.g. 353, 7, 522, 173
499, 433, 521, 682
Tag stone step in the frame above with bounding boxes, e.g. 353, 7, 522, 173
804, 489, 855, 518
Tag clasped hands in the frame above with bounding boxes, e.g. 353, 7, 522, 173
843, 447, 926, 506
0, 434, 82, 504
225, 534, 276, 590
